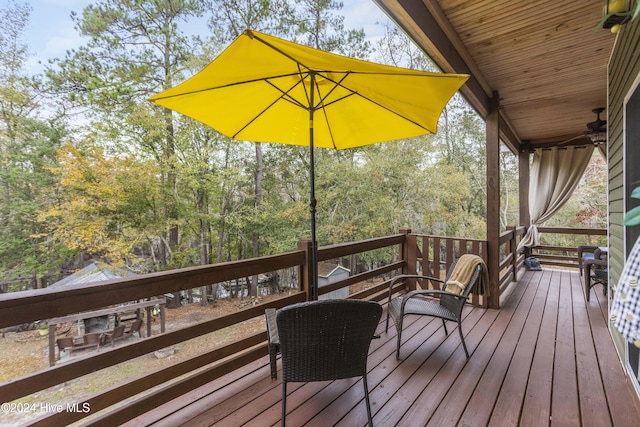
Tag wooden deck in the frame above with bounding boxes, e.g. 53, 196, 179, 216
124, 269, 640, 426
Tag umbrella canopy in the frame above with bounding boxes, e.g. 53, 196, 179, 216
149, 29, 468, 299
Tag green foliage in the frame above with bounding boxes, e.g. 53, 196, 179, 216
209, 0, 296, 41
39, 142, 164, 269
1, 0, 609, 291
0, 1, 71, 287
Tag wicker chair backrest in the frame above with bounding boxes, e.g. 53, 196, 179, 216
276, 299, 382, 383
440, 259, 482, 315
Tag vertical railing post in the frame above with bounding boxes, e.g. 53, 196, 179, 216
510, 227, 519, 282
486, 92, 501, 309
298, 238, 313, 301
445, 238, 454, 273
399, 228, 411, 274
422, 235, 431, 277
145, 306, 152, 337
48, 323, 56, 367
399, 228, 417, 291
481, 239, 489, 308
433, 236, 441, 282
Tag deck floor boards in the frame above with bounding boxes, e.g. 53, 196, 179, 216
551, 270, 580, 426
123, 269, 640, 427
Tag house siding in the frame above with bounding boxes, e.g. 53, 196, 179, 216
608, 17, 640, 380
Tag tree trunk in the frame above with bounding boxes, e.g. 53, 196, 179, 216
249, 143, 264, 297
197, 185, 209, 306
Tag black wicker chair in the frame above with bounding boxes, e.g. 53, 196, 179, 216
578, 245, 599, 276
270, 299, 382, 427
385, 256, 483, 359
584, 247, 608, 302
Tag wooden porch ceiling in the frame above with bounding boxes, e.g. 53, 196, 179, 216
372, 0, 616, 152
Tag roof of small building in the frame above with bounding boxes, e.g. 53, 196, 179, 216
317, 262, 350, 278
50, 263, 136, 288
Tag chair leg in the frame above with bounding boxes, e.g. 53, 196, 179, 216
385, 311, 390, 333
585, 273, 591, 302
281, 381, 287, 427
458, 321, 469, 358
363, 374, 373, 427
442, 319, 449, 335
395, 318, 403, 360
579, 259, 583, 276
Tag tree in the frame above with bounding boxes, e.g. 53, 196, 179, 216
46, 0, 206, 268
208, 0, 296, 296
0, 1, 67, 290
374, 22, 436, 70
41, 141, 163, 270
293, 0, 371, 58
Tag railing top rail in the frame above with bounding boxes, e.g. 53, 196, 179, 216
0, 250, 305, 329
317, 233, 406, 261
535, 227, 607, 235
411, 234, 487, 243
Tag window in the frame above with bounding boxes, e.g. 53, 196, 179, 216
625, 81, 640, 254
624, 75, 640, 393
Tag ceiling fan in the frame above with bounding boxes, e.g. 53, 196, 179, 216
559, 107, 607, 145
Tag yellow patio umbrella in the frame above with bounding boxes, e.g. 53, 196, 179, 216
149, 29, 468, 299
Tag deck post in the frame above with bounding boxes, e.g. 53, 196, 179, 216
399, 228, 418, 291
398, 228, 412, 273
519, 141, 531, 260
486, 91, 501, 309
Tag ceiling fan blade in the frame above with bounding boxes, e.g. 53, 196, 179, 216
558, 134, 586, 145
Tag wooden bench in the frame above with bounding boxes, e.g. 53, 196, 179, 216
101, 324, 126, 347
56, 332, 101, 359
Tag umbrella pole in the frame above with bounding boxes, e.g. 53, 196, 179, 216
309, 74, 318, 301
309, 135, 318, 301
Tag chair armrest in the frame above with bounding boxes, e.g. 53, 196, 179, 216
399, 289, 469, 314
403, 288, 468, 301
584, 258, 608, 280
265, 308, 279, 345
578, 245, 599, 258
594, 247, 607, 260
387, 274, 444, 304
265, 308, 280, 380
585, 258, 607, 268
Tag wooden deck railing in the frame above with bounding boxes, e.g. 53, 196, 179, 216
496, 225, 607, 304
531, 226, 607, 269
0, 233, 412, 426
0, 226, 605, 425
403, 233, 489, 307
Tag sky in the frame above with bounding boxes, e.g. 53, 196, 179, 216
10, 0, 390, 76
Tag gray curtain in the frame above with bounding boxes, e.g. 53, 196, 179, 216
519, 146, 595, 249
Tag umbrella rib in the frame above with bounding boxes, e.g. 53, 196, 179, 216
314, 71, 436, 137
250, 31, 317, 75
264, 80, 307, 109
231, 74, 311, 139
343, 90, 435, 133
150, 73, 306, 101
313, 72, 351, 109
314, 71, 436, 133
